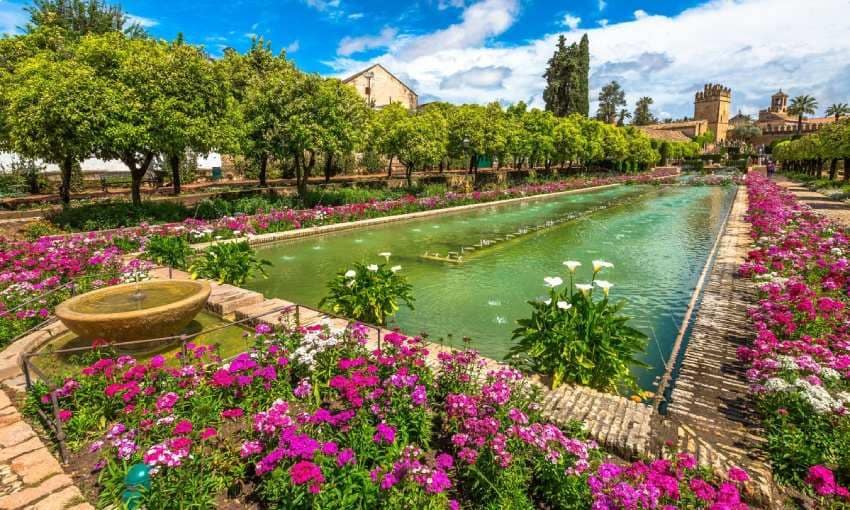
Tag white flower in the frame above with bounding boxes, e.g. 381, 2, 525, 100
557, 301, 572, 310
563, 260, 582, 272
344, 270, 356, 278
592, 260, 614, 273
575, 283, 593, 293
379, 252, 392, 261
543, 276, 563, 288
367, 264, 379, 272
391, 265, 402, 272
820, 367, 841, 380
595, 280, 613, 295
543, 299, 552, 305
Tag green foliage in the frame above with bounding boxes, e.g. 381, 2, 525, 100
25, 0, 147, 38
143, 234, 193, 270
632, 96, 657, 126
595, 81, 626, 125
46, 199, 191, 230
543, 34, 589, 118
319, 258, 414, 326
508, 263, 648, 393
189, 241, 271, 285
22, 220, 64, 240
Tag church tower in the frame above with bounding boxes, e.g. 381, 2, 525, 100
768, 90, 788, 113
693, 83, 732, 142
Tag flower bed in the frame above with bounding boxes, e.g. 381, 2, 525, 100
738, 173, 850, 505
0, 169, 676, 347
28, 323, 748, 509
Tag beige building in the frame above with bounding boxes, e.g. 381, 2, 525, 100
343, 64, 418, 110
641, 83, 730, 143
693, 83, 731, 142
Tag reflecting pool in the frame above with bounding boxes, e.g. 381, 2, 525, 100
246, 184, 736, 389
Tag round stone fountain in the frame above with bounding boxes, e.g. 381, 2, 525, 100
55, 280, 211, 348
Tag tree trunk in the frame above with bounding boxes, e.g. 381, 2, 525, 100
124, 152, 155, 206
59, 157, 73, 205
259, 154, 268, 187
169, 153, 181, 195
299, 151, 314, 197
844, 158, 850, 183
468, 154, 475, 174
797, 115, 803, 135
816, 159, 824, 179
406, 164, 413, 188
324, 152, 333, 183
830, 159, 838, 181
386, 155, 394, 177
439, 158, 445, 173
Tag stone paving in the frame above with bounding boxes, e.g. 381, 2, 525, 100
663, 187, 779, 505
0, 390, 92, 510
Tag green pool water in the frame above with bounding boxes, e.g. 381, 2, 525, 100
245, 184, 736, 390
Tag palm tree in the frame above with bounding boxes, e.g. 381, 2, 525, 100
788, 95, 818, 135
826, 103, 850, 122
616, 109, 631, 127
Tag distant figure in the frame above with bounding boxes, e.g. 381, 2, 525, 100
767, 160, 776, 177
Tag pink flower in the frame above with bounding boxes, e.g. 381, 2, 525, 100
373, 423, 396, 444
289, 460, 324, 493
728, 467, 749, 483
58, 409, 72, 422
220, 408, 244, 419
806, 465, 837, 496
200, 427, 217, 440
173, 419, 193, 435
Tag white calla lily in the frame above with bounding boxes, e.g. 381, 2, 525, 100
563, 260, 582, 272
543, 276, 563, 288
595, 280, 613, 295
367, 264, 379, 272
344, 270, 357, 278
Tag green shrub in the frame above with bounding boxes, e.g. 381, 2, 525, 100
48, 200, 192, 231
507, 261, 647, 393
23, 220, 64, 241
143, 235, 194, 270
319, 256, 414, 326
189, 241, 271, 285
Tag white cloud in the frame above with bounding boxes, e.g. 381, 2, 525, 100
562, 13, 581, 30
0, 0, 27, 34
286, 40, 301, 53
326, 0, 850, 118
598, 18, 608, 27
397, 0, 519, 59
634, 9, 648, 19
337, 27, 398, 56
347, 12, 364, 19
126, 14, 158, 28
598, 0, 606, 12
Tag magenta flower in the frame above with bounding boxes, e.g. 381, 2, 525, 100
373, 423, 396, 444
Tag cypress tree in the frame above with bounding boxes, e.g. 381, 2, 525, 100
543, 34, 590, 118
575, 34, 590, 117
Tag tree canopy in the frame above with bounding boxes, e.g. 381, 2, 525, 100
595, 81, 626, 125
543, 34, 589, 118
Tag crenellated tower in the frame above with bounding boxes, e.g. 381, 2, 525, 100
693, 83, 732, 142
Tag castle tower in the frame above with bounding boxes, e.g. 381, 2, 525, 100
768, 89, 788, 113
693, 83, 732, 142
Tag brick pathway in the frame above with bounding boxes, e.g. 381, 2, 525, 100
0, 390, 92, 510
664, 187, 778, 505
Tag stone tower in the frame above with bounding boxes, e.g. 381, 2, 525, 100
768, 89, 788, 113
693, 83, 732, 142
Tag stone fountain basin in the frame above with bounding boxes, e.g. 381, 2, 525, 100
55, 280, 211, 345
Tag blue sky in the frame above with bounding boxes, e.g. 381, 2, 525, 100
2, 0, 849, 119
